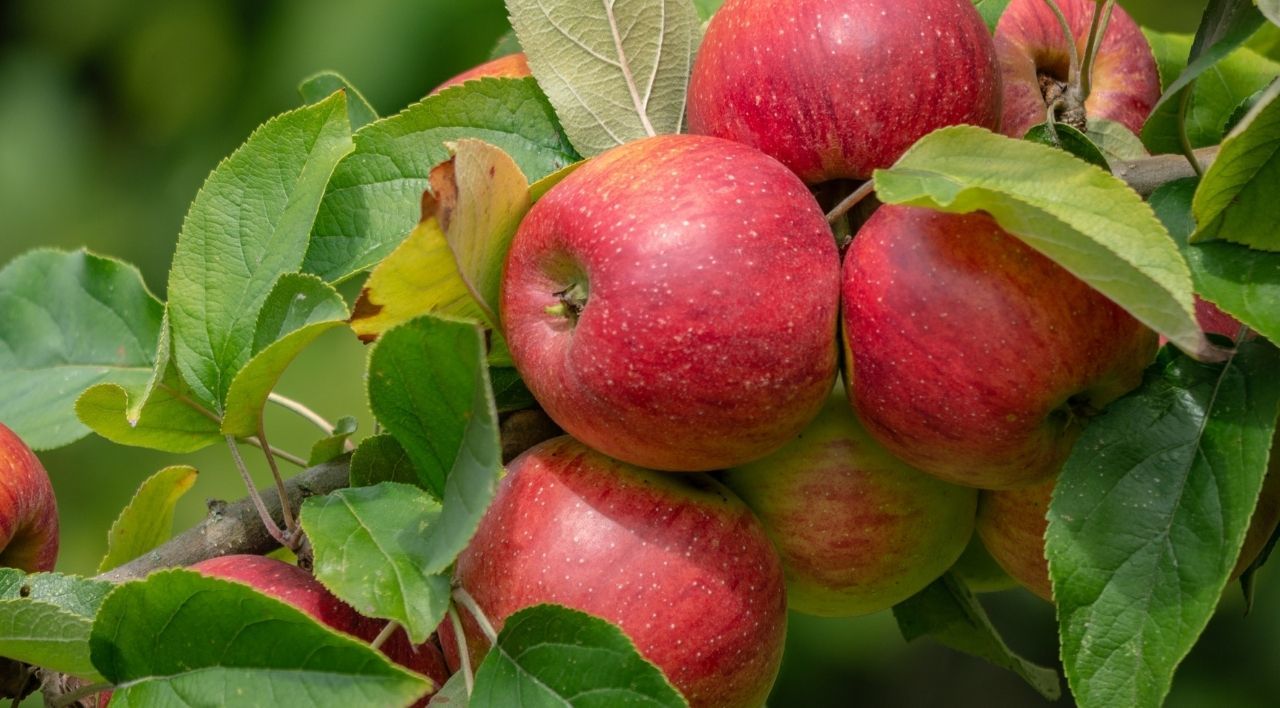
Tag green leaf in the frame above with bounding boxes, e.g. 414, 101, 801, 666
220, 275, 350, 437
1191, 80, 1280, 250
1142, 30, 1280, 153
971, 0, 1012, 32
1152, 178, 1280, 345
692, 0, 724, 22
872, 125, 1213, 360
0, 249, 163, 449
428, 671, 470, 705
90, 569, 429, 707
490, 367, 536, 413
1023, 122, 1109, 170
300, 483, 453, 645
1047, 342, 1280, 708
303, 78, 579, 283
507, 0, 700, 156
1144, 0, 1266, 136
349, 434, 418, 487
299, 71, 379, 130
471, 604, 687, 708
893, 573, 1059, 700
1086, 118, 1150, 165
309, 416, 359, 466
0, 570, 113, 679
367, 315, 502, 570
167, 91, 354, 412
97, 465, 198, 573
489, 30, 523, 60
75, 365, 222, 453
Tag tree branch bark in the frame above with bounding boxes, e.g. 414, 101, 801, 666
1115, 146, 1220, 196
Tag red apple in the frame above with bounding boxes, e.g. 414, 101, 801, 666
448, 436, 787, 708
996, 0, 1160, 139
720, 384, 977, 616
500, 134, 840, 472
841, 206, 1158, 490
430, 53, 531, 95
687, 0, 1001, 183
191, 555, 449, 688
0, 422, 58, 572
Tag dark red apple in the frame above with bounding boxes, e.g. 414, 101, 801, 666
0, 422, 58, 572
191, 555, 449, 688
500, 134, 840, 472
448, 436, 787, 708
721, 385, 977, 616
687, 0, 1001, 183
430, 53, 531, 95
996, 0, 1160, 138
841, 206, 1158, 490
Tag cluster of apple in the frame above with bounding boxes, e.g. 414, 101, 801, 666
424, 0, 1237, 705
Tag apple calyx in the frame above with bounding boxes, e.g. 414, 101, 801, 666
1039, 73, 1087, 131
545, 280, 588, 323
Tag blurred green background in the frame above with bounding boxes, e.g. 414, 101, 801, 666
2, 0, 1276, 705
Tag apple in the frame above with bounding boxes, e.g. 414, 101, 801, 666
995, 0, 1160, 139
720, 384, 977, 616
430, 52, 530, 95
0, 422, 59, 572
500, 134, 840, 472
841, 205, 1158, 490
447, 436, 787, 708
686, 0, 1001, 184
191, 555, 449, 688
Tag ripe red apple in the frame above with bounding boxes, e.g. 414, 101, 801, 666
720, 385, 977, 616
841, 206, 1158, 490
996, 0, 1160, 138
501, 134, 840, 472
447, 436, 787, 708
687, 0, 1001, 183
191, 555, 449, 688
430, 53, 531, 95
0, 422, 59, 572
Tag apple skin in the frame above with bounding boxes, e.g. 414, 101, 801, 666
720, 385, 977, 616
501, 134, 840, 472
430, 53, 530, 95
0, 422, 59, 572
841, 205, 1158, 490
447, 436, 788, 708
687, 0, 1001, 183
996, 0, 1160, 138
191, 555, 449, 688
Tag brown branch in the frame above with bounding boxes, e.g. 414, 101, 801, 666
1115, 146, 1220, 196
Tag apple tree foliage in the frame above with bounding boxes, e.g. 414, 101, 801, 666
0, 0, 1278, 706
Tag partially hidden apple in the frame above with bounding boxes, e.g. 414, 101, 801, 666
0, 422, 58, 573
996, 0, 1160, 138
687, 0, 1001, 183
841, 205, 1158, 490
501, 134, 840, 472
720, 384, 977, 616
447, 436, 787, 708
191, 555, 449, 688
429, 52, 530, 95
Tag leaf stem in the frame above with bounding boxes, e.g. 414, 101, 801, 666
47, 682, 113, 708
268, 392, 339, 437
257, 423, 298, 543
1176, 86, 1205, 176
448, 606, 475, 697
225, 436, 289, 547
1079, 0, 1116, 101
825, 181, 876, 225
453, 587, 499, 645
371, 620, 401, 651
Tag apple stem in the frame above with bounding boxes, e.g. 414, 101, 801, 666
548, 281, 589, 323
448, 605, 476, 697
453, 586, 499, 645
1176, 87, 1205, 177
1078, 0, 1116, 103
825, 181, 876, 226
1040, 0, 1080, 86
224, 436, 290, 548
370, 620, 401, 651
257, 423, 299, 544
